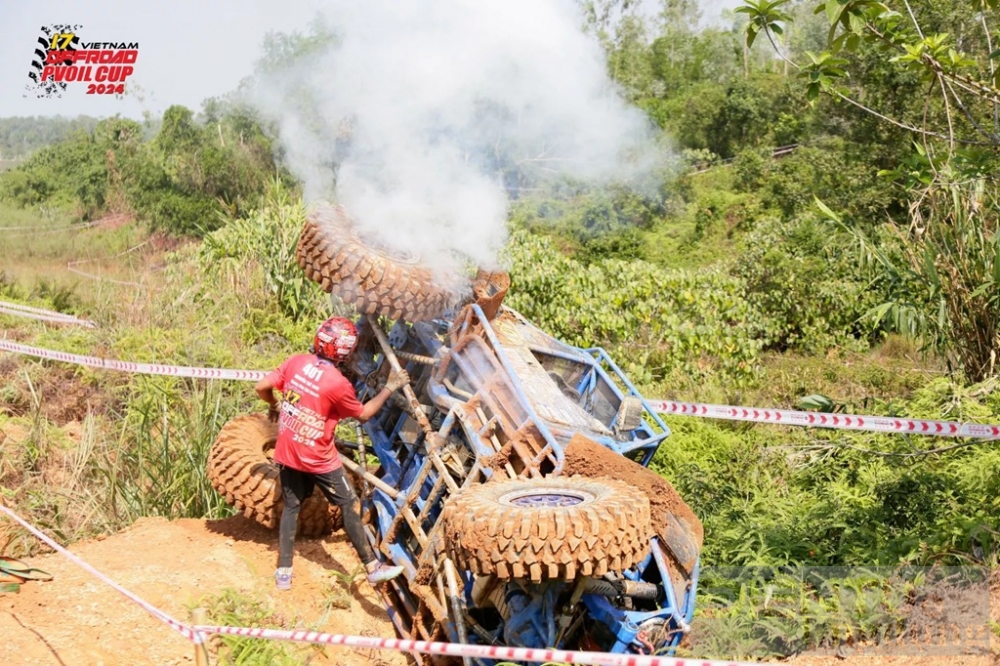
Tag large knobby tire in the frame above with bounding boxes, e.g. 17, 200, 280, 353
296, 204, 458, 321
207, 414, 341, 537
441, 476, 652, 583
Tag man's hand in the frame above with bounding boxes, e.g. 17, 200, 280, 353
267, 403, 280, 423
385, 369, 411, 393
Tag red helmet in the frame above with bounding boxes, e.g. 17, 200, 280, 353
313, 316, 358, 362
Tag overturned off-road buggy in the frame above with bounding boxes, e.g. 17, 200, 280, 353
207, 204, 704, 662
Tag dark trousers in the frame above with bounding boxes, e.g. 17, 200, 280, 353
277, 465, 375, 568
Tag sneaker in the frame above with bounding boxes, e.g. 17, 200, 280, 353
366, 561, 404, 585
275, 567, 292, 591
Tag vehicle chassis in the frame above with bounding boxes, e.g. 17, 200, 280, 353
343, 302, 700, 663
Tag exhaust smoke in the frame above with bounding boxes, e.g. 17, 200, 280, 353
248, 0, 667, 285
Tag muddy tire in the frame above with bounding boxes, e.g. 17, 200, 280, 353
296, 204, 457, 321
441, 476, 652, 583
207, 414, 341, 537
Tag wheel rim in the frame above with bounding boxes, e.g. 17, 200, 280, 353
498, 488, 595, 508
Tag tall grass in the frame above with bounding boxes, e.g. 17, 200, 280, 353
198, 177, 327, 322
835, 177, 1000, 382
0, 200, 145, 305
99, 380, 241, 523
0, 187, 311, 553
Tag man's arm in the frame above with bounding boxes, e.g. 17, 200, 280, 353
256, 376, 281, 422
355, 369, 410, 423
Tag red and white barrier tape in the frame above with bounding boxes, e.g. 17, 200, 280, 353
4, 335, 996, 441
0, 339, 266, 381
0, 504, 205, 644
0, 300, 96, 327
649, 399, 1000, 440
65, 241, 151, 288
0, 221, 99, 237
192, 625, 767, 666
0, 300, 81, 317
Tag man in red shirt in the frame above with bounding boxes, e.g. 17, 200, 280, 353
255, 316, 410, 590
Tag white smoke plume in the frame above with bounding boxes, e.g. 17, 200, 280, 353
250, 0, 666, 280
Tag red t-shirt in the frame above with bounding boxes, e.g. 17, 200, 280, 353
266, 354, 363, 474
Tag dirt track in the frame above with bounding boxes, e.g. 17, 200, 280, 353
0, 517, 405, 666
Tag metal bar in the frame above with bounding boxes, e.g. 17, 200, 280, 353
468, 304, 565, 474
435, 570, 450, 622
368, 315, 461, 495
477, 414, 499, 438
397, 350, 438, 365
341, 457, 400, 500
684, 560, 701, 625
650, 538, 689, 634
355, 421, 368, 497
587, 347, 671, 436
399, 501, 430, 550
475, 406, 517, 479
416, 462, 482, 571
429, 451, 461, 494
444, 557, 472, 666
416, 475, 446, 525
464, 612, 497, 644
384, 459, 435, 546
445, 376, 475, 400
367, 314, 434, 434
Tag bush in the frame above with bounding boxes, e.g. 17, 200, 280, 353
197, 179, 326, 322
733, 216, 883, 353
0, 106, 280, 235
504, 228, 766, 385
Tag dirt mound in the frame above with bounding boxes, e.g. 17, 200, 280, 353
563, 433, 703, 572
0, 516, 405, 666
0, 364, 110, 425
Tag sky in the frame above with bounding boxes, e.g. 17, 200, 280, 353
0, 0, 743, 120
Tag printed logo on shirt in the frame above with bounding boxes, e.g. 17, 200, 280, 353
278, 401, 327, 446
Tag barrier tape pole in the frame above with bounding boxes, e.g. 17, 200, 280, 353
649, 399, 1000, 440
0, 339, 266, 381
0, 504, 205, 645
193, 625, 770, 666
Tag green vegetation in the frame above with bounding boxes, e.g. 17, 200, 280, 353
194, 588, 322, 665
1, 0, 999, 661
0, 108, 281, 230
0, 115, 101, 159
